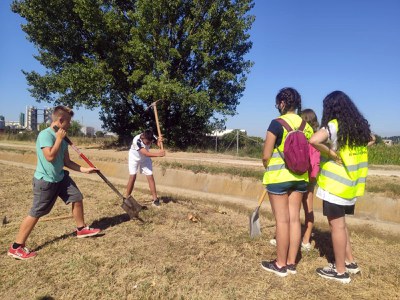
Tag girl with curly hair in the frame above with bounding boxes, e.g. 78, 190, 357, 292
310, 91, 375, 283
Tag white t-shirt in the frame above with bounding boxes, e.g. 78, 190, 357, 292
316, 121, 357, 206
129, 133, 156, 162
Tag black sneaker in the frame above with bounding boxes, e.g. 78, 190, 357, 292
316, 265, 351, 283
152, 198, 161, 207
332, 262, 361, 275
261, 260, 288, 277
286, 264, 297, 275
345, 262, 360, 274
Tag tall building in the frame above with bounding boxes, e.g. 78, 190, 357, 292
0, 115, 5, 130
44, 107, 53, 123
19, 113, 25, 127
26, 106, 38, 131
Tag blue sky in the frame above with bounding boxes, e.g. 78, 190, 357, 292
1, 0, 399, 137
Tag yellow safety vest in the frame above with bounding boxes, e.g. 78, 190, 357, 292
317, 119, 368, 199
263, 114, 313, 185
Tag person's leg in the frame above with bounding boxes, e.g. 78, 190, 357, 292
125, 174, 137, 197
302, 189, 314, 245
8, 215, 39, 259
9, 178, 58, 259
15, 216, 39, 244
58, 174, 85, 228
72, 201, 85, 228
142, 157, 158, 202
146, 175, 158, 200
287, 191, 302, 265
14, 178, 58, 245
269, 193, 290, 267
59, 174, 100, 237
345, 226, 355, 263
126, 152, 139, 197
328, 215, 347, 274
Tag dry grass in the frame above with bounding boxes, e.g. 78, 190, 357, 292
366, 175, 400, 198
1, 163, 399, 300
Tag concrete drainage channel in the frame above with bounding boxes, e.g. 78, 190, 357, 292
0, 150, 399, 228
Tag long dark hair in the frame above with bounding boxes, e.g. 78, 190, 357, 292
275, 87, 302, 115
320, 91, 371, 147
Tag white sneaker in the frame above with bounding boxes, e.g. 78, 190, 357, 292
269, 239, 277, 246
301, 242, 312, 251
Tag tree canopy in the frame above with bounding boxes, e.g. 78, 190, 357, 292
12, 0, 254, 148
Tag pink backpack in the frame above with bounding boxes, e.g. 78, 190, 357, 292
275, 118, 310, 175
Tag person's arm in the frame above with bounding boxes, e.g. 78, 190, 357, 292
139, 148, 165, 158
41, 128, 66, 162
156, 136, 163, 148
262, 131, 277, 169
367, 133, 376, 147
309, 128, 341, 164
64, 148, 98, 173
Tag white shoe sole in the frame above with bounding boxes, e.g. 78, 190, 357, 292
76, 232, 100, 238
317, 272, 351, 283
347, 268, 360, 274
7, 252, 36, 260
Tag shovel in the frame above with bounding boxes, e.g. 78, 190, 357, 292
249, 189, 267, 238
145, 99, 165, 149
54, 126, 145, 219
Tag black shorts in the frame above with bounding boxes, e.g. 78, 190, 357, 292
322, 201, 355, 218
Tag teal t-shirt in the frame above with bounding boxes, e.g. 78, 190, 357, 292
34, 127, 68, 182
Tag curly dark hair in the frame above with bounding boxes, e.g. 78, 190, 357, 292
301, 109, 319, 132
321, 91, 371, 147
276, 87, 302, 115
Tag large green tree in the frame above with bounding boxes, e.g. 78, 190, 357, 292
12, 0, 254, 148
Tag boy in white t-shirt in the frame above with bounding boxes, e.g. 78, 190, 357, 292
125, 129, 165, 206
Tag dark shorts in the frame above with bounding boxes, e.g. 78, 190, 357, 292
323, 201, 355, 218
266, 180, 308, 195
30, 171, 83, 218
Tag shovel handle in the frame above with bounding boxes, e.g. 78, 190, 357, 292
257, 189, 267, 207
153, 103, 164, 150
54, 126, 124, 199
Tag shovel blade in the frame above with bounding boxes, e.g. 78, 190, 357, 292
249, 206, 261, 238
121, 196, 144, 219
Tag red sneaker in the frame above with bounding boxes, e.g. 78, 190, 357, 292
8, 244, 37, 260
76, 226, 101, 238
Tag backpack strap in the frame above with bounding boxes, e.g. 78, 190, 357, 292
274, 118, 291, 161
275, 118, 293, 132
298, 120, 306, 131
276, 118, 307, 132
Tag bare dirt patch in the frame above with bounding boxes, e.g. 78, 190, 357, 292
1, 163, 400, 299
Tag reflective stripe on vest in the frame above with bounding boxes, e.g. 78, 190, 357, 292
317, 119, 368, 199
263, 114, 313, 185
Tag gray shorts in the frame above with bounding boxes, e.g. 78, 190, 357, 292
30, 171, 83, 218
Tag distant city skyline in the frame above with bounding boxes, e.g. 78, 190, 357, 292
1, 1, 400, 137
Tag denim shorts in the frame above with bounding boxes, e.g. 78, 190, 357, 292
30, 171, 83, 218
266, 180, 308, 195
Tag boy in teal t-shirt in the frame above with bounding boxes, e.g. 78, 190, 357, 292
8, 106, 101, 260
34, 126, 68, 182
